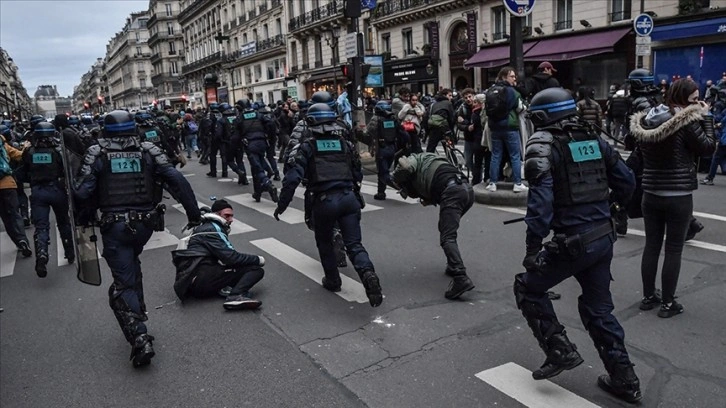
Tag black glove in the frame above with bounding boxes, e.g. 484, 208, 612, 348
184, 218, 202, 232
523, 241, 543, 273
273, 206, 285, 221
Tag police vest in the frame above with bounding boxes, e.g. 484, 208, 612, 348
378, 118, 398, 144
28, 146, 63, 185
551, 126, 609, 207
239, 111, 265, 140
222, 114, 237, 140
307, 132, 354, 185
97, 144, 156, 209
138, 124, 163, 144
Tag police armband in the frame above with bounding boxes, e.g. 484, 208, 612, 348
140, 141, 170, 165
524, 131, 553, 182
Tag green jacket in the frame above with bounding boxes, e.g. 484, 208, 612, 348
391, 152, 448, 202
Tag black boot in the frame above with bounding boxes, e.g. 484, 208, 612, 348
18, 240, 32, 258
685, 217, 704, 241
238, 173, 249, 185
35, 252, 49, 278
445, 276, 475, 300
532, 331, 584, 380
597, 363, 642, 403
252, 191, 261, 202
361, 270, 382, 307
130, 334, 155, 368
268, 185, 279, 203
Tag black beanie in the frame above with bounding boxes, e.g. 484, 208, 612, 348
211, 199, 232, 213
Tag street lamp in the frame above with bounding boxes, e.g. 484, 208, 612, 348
324, 27, 342, 93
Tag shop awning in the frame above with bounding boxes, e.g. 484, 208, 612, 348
523, 28, 631, 62
464, 41, 538, 68
304, 68, 340, 83
651, 17, 726, 42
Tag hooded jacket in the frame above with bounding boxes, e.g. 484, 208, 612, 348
171, 213, 262, 300
629, 104, 716, 193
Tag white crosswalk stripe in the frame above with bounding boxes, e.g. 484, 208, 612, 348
360, 180, 416, 204
225, 193, 306, 224
250, 237, 369, 304
0, 231, 18, 277
292, 189, 384, 214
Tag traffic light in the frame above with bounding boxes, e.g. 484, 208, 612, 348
181, 94, 187, 103
97, 96, 104, 106
340, 64, 355, 82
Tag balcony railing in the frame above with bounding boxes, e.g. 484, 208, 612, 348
271, 0, 282, 8
289, 0, 343, 31
373, 0, 437, 18
302, 62, 310, 69
554, 20, 572, 30
231, 18, 239, 29
493, 32, 508, 41
609, 10, 631, 22
249, 9, 257, 19
181, 51, 222, 75
290, 65, 299, 72
314, 60, 323, 68
257, 34, 285, 52
239, 14, 247, 23
259, 3, 268, 13
150, 53, 162, 63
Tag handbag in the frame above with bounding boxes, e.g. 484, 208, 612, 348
402, 121, 416, 132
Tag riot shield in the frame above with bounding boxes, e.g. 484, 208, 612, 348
58, 134, 101, 286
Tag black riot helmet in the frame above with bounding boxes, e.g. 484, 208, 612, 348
374, 101, 392, 116
68, 115, 81, 126
54, 113, 69, 129
0, 124, 10, 138
627, 69, 657, 94
311, 91, 336, 109
103, 110, 137, 138
235, 98, 250, 110
527, 88, 578, 128
33, 121, 57, 143
208, 102, 220, 112
30, 114, 45, 127
305, 103, 338, 126
134, 109, 153, 124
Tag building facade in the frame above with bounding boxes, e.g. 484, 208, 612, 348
106, 11, 155, 111
72, 58, 106, 114
148, 0, 187, 109
0, 47, 32, 121
33, 85, 61, 119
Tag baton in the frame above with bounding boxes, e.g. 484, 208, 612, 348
591, 122, 626, 146
503, 217, 525, 225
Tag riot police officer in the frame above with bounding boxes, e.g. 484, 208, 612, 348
74, 110, 201, 367
516, 88, 641, 402
367, 101, 409, 200
21, 122, 75, 276
205, 103, 227, 177
273, 103, 382, 307
235, 99, 278, 202
225, 100, 249, 185
13, 115, 44, 226
53, 114, 86, 157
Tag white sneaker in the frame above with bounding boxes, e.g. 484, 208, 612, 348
513, 183, 529, 193
485, 183, 497, 192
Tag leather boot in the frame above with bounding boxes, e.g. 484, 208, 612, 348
532, 331, 584, 380
598, 363, 642, 403
35, 251, 49, 278
360, 270, 382, 307
130, 334, 155, 368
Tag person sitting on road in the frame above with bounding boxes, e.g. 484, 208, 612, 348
172, 199, 266, 311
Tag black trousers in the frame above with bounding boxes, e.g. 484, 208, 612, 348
0, 188, 29, 247
188, 264, 264, 298
439, 181, 475, 276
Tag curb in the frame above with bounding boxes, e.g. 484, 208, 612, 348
473, 182, 528, 207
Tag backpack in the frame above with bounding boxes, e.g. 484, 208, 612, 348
426, 103, 448, 130
187, 121, 198, 133
0, 141, 12, 178
485, 85, 509, 122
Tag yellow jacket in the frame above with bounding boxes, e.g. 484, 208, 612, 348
1, 135, 24, 190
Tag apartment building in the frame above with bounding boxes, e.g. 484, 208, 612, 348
148, 0, 186, 109
72, 58, 106, 114
0, 47, 32, 121
106, 11, 155, 110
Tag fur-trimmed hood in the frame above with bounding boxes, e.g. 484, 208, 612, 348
629, 104, 704, 143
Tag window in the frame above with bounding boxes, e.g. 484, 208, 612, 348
288, 0, 294, 15
381, 33, 391, 53
302, 40, 309, 65
422, 23, 430, 44
169, 41, 176, 54
140, 78, 146, 88
254, 64, 262, 82
165, 3, 173, 16
492, 7, 507, 40
243, 33, 248, 43
402, 28, 413, 55
263, 24, 269, 39
314, 35, 322, 65
291, 42, 298, 66
136, 46, 142, 55
231, 4, 236, 19
610, 0, 631, 22
555, 0, 573, 30
276, 18, 282, 36
137, 62, 144, 71
167, 22, 174, 35
170, 61, 179, 74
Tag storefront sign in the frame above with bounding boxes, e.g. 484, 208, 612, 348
429, 22, 440, 60
287, 86, 298, 99
503, 0, 536, 17
364, 55, 384, 87
467, 13, 478, 56
205, 87, 217, 104
384, 58, 438, 85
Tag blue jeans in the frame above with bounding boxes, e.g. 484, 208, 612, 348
489, 130, 522, 184
707, 144, 726, 180
30, 183, 73, 256
312, 190, 374, 283
184, 134, 198, 157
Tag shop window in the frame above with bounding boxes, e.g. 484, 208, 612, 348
555, 0, 573, 31
609, 0, 631, 22
492, 7, 507, 41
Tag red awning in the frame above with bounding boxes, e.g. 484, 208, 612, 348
464, 41, 538, 68
523, 28, 631, 62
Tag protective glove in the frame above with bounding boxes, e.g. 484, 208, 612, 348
523, 241, 543, 273
273, 206, 285, 221
258, 256, 266, 266
183, 218, 202, 232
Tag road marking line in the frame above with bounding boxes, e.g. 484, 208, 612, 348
485, 206, 726, 253
172, 201, 256, 234
182, 173, 195, 178
0, 231, 17, 277
360, 181, 415, 204
250, 237, 368, 303
56, 226, 68, 266
475, 362, 600, 408
226, 194, 306, 224
146, 228, 183, 250
692, 211, 726, 223
292, 190, 383, 214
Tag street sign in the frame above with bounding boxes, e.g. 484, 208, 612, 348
633, 14, 654, 36
635, 35, 651, 45
502, 0, 536, 17
345, 32, 358, 59
636, 44, 651, 56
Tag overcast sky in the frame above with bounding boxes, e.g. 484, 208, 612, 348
0, 0, 149, 97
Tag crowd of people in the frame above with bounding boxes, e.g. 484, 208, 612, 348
0, 62, 720, 404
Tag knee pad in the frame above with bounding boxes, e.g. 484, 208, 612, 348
513, 274, 528, 310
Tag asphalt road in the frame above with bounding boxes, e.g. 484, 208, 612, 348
1, 155, 725, 408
